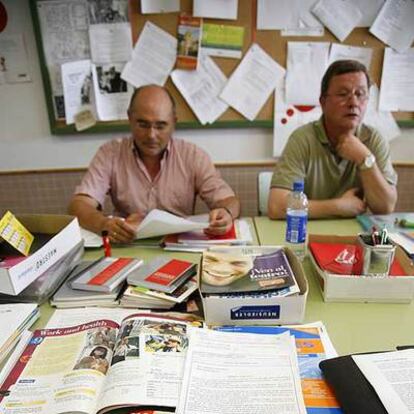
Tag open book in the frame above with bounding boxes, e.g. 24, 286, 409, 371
0, 312, 202, 414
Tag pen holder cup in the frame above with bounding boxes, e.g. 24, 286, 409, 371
357, 234, 396, 277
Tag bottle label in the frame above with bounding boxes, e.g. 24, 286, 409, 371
286, 213, 307, 243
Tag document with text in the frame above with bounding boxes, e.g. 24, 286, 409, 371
312, 0, 362, 42
369, 0, 414, 53
121, 21, 177, 88
220, 43, 285, 121
286, 41, 329, 106
379, 47, 414, 112
353, 349, 414, 414
176, 328, 306, 414
171, 53, 228, 124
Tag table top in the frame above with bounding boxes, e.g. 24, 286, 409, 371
31, 217, 414, 357
254, 217, 414, 355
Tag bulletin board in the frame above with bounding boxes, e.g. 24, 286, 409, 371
30, 0, 414, 135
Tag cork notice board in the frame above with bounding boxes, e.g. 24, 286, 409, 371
31, 0, 414, 135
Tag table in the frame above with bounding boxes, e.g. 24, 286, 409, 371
254, 217, 414, 355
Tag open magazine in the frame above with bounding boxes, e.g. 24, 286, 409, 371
0, 312, 202, 414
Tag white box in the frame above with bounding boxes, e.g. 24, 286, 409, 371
309, 234, 414, 303
199, 247, 308, 326
0, 215, 83, 295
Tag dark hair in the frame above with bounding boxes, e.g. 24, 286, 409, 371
128, 84, 176, 116
91, 346, 108, 359
320, 60, 370, 97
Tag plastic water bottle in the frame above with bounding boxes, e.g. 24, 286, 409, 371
285, 180, 308, 261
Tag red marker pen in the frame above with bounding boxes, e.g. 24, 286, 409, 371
102, 230, 112, 257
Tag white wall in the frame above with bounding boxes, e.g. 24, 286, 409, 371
1, 0, 413, 172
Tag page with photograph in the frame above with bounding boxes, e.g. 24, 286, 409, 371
0, 319, 119, 414
97, 314, 202, 411
0, 312, 201, 414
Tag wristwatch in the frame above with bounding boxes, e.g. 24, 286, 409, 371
358, 152, 376, 171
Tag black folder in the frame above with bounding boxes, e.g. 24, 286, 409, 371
319, 354, 388, 414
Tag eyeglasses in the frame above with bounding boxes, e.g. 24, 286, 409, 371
135, 120, 169, 131
326, 90, 369, 103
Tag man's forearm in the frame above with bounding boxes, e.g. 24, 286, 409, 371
359, 166, 397, 214
213, 196, 240, 219
308, 199, 343, 218
68, 197, 108, 234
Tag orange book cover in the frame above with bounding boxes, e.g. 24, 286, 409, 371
176, 13, 202, 70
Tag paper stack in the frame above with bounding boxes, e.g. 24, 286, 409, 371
163, 219, 253, 252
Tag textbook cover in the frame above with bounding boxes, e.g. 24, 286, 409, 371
71, 257, 143, 293
176, 13, 202, 70
200, 248, 299, 295
127, 257, 197, 293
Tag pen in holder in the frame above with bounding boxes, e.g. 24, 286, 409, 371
357, 233, 395, 277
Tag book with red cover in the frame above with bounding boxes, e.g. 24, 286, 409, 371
163, 220, 253, 251
127, 256, 197, 293
71, 257, 143, 293
178, 223, 236, 244
309, 242, 406, 276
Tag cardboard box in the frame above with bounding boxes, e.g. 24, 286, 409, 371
309, 234, 414, 303
0, 215, 83, 295
199, 247, 308, 326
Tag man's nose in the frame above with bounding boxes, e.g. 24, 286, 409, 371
147, 126, 157, 138
348, 92, 359, 105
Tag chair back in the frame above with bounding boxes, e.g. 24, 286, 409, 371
257, 171, 273, 216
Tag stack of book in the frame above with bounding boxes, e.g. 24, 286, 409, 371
163, 219, 253, 252
51, 257, 142, 308
0, 303, 39, 365
121, 257, 198, 309
199, 246, 300, 300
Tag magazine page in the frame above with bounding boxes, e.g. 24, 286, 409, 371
97, 314, 202, 413
46, 307, 138, 328
0, 319, 120, 414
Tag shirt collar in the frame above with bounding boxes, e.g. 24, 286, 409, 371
130, 136, 172, 160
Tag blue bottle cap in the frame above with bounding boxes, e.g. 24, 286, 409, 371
293, 180, 304, 192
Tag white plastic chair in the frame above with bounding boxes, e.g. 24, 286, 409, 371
257, 171, 273, 216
